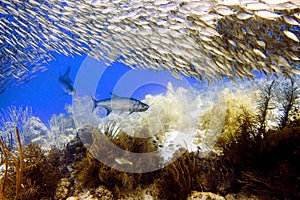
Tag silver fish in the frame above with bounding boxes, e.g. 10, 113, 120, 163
92, 93, 149, 115
284, 30, 300, 42
1, 0, 300, 93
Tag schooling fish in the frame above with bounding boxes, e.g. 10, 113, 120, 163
1, 0, 300, 91
91, 93, 149, 115
58, 66, 76, 95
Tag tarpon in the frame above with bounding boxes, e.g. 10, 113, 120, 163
92, 93, 149, 115
58, 66, 76, 95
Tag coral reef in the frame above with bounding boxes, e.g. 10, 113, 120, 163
73, 125, 197, 199
47, 113, 77, 149
239, 125, 300, 199
73, 126, 162, 198
151, 150, 196, 199
0, 127, 69, 200
1, 78, 299, 199
0, 106, 77, 151
193, 153, 235, 195
0, 127, 23, 200
187, 191, 226, 200
213, 78, 300, 199
22, 117, 49, 146
66, 185, 113, 200
0, 106, 33, 147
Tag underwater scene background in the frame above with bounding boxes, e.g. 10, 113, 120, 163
0, 0, 300, 199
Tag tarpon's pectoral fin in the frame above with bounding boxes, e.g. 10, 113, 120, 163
129, 111, 135, 115
110, 92, 121, 99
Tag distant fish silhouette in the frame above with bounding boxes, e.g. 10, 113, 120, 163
58, 66, 76, 95
91, 93, 149, 116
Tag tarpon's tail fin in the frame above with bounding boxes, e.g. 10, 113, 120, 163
91, 96, 97, 112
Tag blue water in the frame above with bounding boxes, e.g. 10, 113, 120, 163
0, 52, 199, 124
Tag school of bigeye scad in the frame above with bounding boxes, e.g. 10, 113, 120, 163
0, 0, 300, 93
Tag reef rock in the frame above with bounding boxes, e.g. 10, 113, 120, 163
67, 186, 113, 200
225, 192, 262, 200
187, 191, 225, 200
22, 116, 49, 145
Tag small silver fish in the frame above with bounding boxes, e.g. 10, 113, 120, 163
1, 0, 300, 93
283, 30, 299, 43
255, 10, 281, 20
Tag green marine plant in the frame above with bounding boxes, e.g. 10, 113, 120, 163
48, 113, 76, 149
75, 123, 204, 199
23, 179, 40, 198
216, 107, 259, 164
192, 153, 235, 195
153, 150, 196, 200
15, 127, 23, 200
214, 107, 264, 194
239, 171, 277, 196
249, 124, 300, 199
0, 126, 65, 200
0, 106, 33, 140
74, 124, 162, 198
0, 131, 14, 153
277, 77, 300, 129
0, 126, 23, 200
0, 135, 9, 200
213, 78, 300, 198
256, 80, 276, 137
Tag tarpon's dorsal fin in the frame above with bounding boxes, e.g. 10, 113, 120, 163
110, 92, 121, 98
63, 66, 71, 78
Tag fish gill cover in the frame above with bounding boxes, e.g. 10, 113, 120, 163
0, 0, 300, 93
